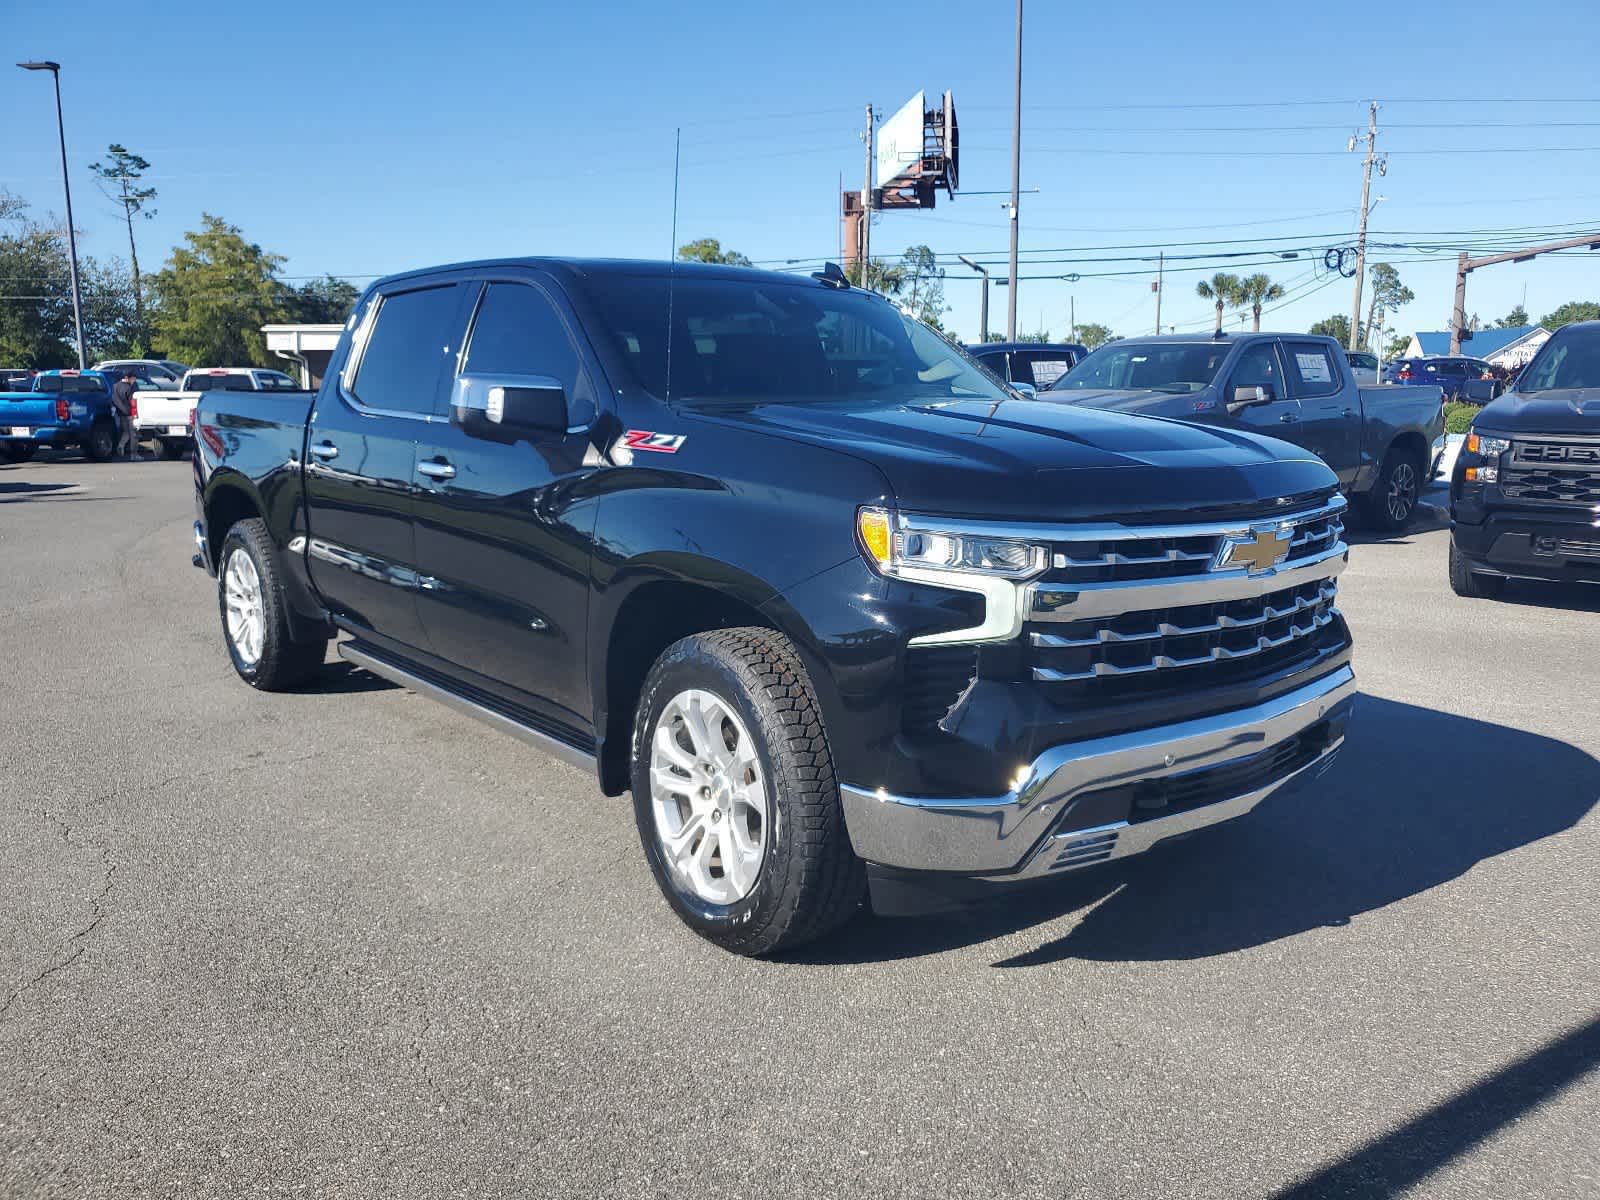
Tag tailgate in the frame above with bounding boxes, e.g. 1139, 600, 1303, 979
135, 390, 199, 431
1, 392, 62, 432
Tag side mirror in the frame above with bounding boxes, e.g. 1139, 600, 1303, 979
1228, 383, 1274, 413
1011, 382, 1038, 399
450, 371, 570, 438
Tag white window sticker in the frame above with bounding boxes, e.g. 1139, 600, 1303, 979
1296, 352, 1332, 383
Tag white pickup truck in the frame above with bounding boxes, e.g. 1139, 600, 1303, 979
135, 367, 305, 458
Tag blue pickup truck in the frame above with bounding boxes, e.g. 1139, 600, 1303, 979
0, 368, 136, 462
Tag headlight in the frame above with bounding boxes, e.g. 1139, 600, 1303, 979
857, 507, 1047, 580
1464, 430, 1511, 483
1465, 431, 1511, 457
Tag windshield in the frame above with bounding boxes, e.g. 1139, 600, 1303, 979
579, 273, 1009, 409
1517, 328, 1600, 392
188, 372, 257, 391
1051, 341, 1229, 394
257, 372, 300, 391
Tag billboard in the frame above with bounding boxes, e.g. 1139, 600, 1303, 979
877, 91, 926, 189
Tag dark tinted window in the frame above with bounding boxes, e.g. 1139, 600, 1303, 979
1014, 351, 1074, 387
1058, 342, 1228, 394
36, 374, 106, 394
581, 274, 1005, 408
1284, 342, 1339, 397
189, 373, 257, 392
461, 282, 594, 422
1519, 326, 1600, 392
1231, 343, 1284, 393
972, 350, 1009, 379
352, 284, 462, 414
257, 372, 300, 391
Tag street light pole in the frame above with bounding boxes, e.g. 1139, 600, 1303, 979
957, 255, 990, 343
18, 61, 86, 368
1006, 0, 1023, 341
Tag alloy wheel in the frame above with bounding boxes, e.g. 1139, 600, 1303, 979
223, 550, 266, 666
1387, 461, 1417, 524
649, 688, 769, 905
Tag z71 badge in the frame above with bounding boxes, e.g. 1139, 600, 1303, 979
623, 430, 687, 454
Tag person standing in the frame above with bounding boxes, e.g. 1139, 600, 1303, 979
111, 370, 141, 461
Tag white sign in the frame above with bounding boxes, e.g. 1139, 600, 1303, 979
877, 92, 925, 188
1295, 352, 1332, 383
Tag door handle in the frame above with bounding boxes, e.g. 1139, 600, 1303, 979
417, 459, 456, 481
1279, 412, 1297, 423
309, 441, 339, 459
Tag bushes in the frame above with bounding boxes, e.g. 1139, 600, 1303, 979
1443, 401, 1481, 434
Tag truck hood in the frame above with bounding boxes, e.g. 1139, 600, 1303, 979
688, 397, 1336, 522
1041, 386, 1187, 413
1474, 388, 1600, 435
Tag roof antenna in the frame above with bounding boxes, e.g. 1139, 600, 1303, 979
666, 127, 680, 405
812, 262, 850, 289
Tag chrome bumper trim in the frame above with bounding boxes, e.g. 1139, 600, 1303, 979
839, 665, 1356, 874
1028, 542, 1348, 623
192, 519, 212, 574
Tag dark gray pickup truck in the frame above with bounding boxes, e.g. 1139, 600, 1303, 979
1045, 332, 1445, 529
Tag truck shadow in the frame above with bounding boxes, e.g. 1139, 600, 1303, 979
791, 696, 1598, 966
0, 481, 79, 500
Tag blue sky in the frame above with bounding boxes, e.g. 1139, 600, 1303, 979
5, 0, 1599, 345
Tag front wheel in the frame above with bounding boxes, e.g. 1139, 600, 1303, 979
630, 627, 866, 957
1449, 542, 1506, 599
1364, 448, 1422, 531
217, 518, 328, 690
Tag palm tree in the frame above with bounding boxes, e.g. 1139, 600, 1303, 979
1238, 273, 1286, 332
1195, 273, 1243, 335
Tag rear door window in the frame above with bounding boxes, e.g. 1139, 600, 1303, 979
350, 284, 463, 415
1013, 351, 1073, 388
1283, 342, 1340, 398
971, 350, 1010, 382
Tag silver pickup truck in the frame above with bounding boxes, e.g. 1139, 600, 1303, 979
1045, 332, 1446, 529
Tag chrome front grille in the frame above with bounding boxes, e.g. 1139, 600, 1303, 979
1032, 580, 1338, 682
1023, 497, 1349, 698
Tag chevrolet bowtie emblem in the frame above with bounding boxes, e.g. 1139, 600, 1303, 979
1215, 525, 1292, 574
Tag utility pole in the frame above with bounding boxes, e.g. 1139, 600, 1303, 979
1006, 0, 1023, 340
1348, 101, 1380, 351
1069, 295, 1075, 343
861, 104, 874, 291
957, 255, 989, 343
1154, 251, 1164, 334
1449, 231, 1600, 352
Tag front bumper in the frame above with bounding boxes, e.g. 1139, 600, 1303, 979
1451, 507, 1600, 584
841, 664, 1355, 877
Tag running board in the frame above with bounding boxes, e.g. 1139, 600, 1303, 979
337, 641, 597, 776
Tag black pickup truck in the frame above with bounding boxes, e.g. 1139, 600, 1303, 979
192, 259, 1356, 955
1044, 333, 1445, 530
1449, 320, 1600, 597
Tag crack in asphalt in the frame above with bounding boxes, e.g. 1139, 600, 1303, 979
0, 809, 118, 1021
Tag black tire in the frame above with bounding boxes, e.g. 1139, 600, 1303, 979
216, 518, 328, 690
82, 420, 116, 463
158, 438, 186, 460
630, 627, 867, 957
1364, 447, 1423, 532
2, 442, 38, 462
1449, 541, 1505, 599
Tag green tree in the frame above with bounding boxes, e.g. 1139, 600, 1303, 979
1195, 273, 1243, 335
898, 244, 946, 329
149, 214, 287, 367
1540, 300, 1600, 330
0, 192, 75, 367
1075, 322, 1114, 350
1238, 273, 1286, 332
79, 255, 143, 359
1496, 304, 1529, 328
88, 144, 157, 329
1017, 330, 1052, 344
1308, 313, 1352, 345
845, 257, 907, 296
676, 237, 752, 267
1365, 263, 1414, 343
280, 275, 360, 324
1384, 333, 1410, 361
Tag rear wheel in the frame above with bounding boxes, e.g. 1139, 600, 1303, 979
1449, 542, 1505, 599
82, 421, 116, 462
1364, 448, 1422, 531
630, 627, 866, 957
217, 518, 328, 690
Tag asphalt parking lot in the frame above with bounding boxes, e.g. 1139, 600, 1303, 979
2, 452, 1597, 1199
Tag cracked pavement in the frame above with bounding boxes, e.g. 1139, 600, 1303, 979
1, 455, 1597, 1199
